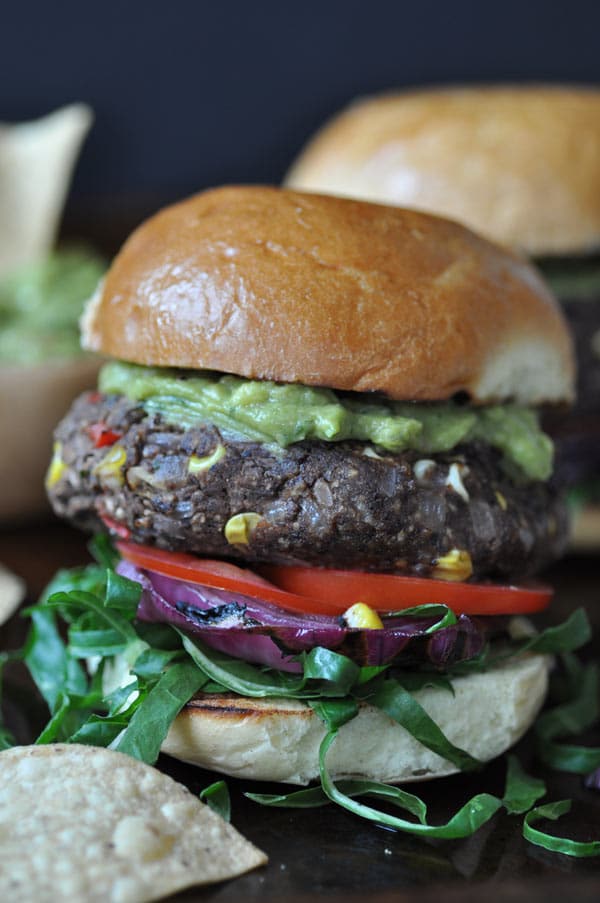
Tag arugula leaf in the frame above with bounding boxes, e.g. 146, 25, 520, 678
104, 570, 142, 616
38, 563, 107, 607
179, 633, 309, 698
46, 590, 141, 645
247, 780, 429, 823
355, 665, 389, 685
113, 661, 208, 764
88, 532, 119, 569
200, 781, 231, 822
502, 755, 546, 815
387, 604, 458, 633
69, 688, 144, 745
105, 680, 139, 716
24, 608, 88, 712
45, 588, 149, 672
318, 730, 501, 838
523, 800, 600, 857
35, 689, 102, 744
69, 713, 131, 747
524, 608, 591, 655
395, 672, 455, 695
136, 621, 181, 650
310, 698, 358, 730
68, 619, 129, 658
246, 785, 332, 808
132, 648, 184, 681
356, 677, 480, 772
448, 609, 591, 679
301, 647, 360, 694
535, 661, 600, 773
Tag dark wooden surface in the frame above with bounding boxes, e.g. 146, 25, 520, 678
1, 518, 599, 901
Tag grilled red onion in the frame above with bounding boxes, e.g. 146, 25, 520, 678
119, 560, 490, 672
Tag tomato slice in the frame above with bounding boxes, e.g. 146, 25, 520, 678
117, 541, 343, 616
117, 541, 553, 617
259, 564, 553, 616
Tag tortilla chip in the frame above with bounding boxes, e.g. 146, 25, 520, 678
0, 744, 267, 902
0, 564, 25, 625
0, 104, 92, 277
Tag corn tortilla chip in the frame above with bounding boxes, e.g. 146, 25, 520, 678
0, 744, 267, 902
0, 104, 92, 276
0, 564, 25, 625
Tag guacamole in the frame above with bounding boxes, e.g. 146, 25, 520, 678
0, 248, 105, 364
99, 361, 553, 481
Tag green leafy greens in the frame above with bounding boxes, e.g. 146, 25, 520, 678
3, 554, 598, 857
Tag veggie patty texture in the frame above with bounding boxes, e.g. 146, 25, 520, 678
48, 391, 568, 580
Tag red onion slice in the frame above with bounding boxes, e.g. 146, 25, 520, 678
119, 560, 490, 672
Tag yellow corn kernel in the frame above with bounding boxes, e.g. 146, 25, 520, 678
224, 512, 263, 545
188, 444, 226, 474
432, 548, 473, 582
343, 602, 384, 630
92, 444, 127, 486
495, 490, 508, 511
45, 441, 66, 490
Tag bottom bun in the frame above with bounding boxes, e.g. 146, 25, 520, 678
162, 654, 549, 785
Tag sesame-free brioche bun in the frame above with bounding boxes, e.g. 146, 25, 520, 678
285, 86, 600, 257
82, 185, 573, 405
161, 653, 549, 785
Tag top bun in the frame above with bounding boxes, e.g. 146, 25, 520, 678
82, 185, 574, 404
285, 86, 600, 257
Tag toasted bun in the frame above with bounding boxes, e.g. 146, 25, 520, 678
286, 86, 600, 257
161, 654, 549, 785
0, 356, 100, 521
82, 186, 573, 404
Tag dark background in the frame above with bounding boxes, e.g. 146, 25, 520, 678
3, 0, 600, 234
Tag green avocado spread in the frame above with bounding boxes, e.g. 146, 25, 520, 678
99, 361, 554, 481
0, 248, 105, 364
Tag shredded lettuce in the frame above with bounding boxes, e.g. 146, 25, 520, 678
200, 780, 231, 822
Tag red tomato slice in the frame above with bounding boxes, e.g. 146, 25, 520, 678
117, 541, 552, 617
259, 564, 553, 616
117, 541, 343, 616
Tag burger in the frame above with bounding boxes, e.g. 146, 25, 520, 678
45, 185, 575, 788
285, 85, 600, 547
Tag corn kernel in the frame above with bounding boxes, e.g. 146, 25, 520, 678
224, 512, 262, 545
432, 548, 473, 582
92, 444, 127, 486
343, 602, 384, 629
45, 441, 66, 490
188, 444, 226, 474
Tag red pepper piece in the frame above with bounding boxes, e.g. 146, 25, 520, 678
100, 514, 131, 539
87, 422, 122, 448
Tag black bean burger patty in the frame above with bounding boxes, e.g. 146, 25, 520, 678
48, 392, 568, 580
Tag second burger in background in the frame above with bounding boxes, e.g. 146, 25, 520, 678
286, 85, 600, 546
